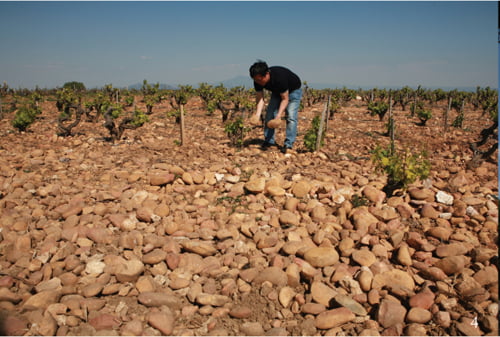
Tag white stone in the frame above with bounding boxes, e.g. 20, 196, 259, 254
439, 213, 452, 220
466, 206, 479, 216
436, 191, 454, 205
85, 259, 106, 276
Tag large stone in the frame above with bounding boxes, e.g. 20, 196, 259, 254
303, 247, 339, 267
435, 243, 472, 257
180, 241, 217, 256
406, 307, 432, 324
436, 191, 454, 205
334, 294, 367, 316
89, 313, 121, 330
372, 269, 415, 291
252, 267, 288, 287
142, 249, 167, 265
350, 207, 379, 234
138, 292, 183, 309
114, 259, 145, 283
149, 172, 175, 186
434, 255, 467, 275
409, 289, 435, 309
23, 290, 61, 311
244, 178, 266, 194
315, 307, 355, 330
473, 266, 498, 286
279, 210, 300, 226
351, 249, 376, 267
291, 180, 311, 198
147, 309, 175, 335
196, 293, 231, 307
378, 299, 407, 328
310, 281, 337, 307
363, 185, 386, 205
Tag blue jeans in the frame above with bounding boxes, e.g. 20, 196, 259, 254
264, 88, 302, 149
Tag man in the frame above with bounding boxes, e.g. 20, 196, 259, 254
249, 60, 302, 154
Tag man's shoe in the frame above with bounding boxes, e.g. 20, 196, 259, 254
261, 142, 275, 151
280, 146, 291, 154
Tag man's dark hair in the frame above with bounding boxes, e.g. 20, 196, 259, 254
249, 60, 269, 78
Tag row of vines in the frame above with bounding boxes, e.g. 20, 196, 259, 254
0, 80, 497, 156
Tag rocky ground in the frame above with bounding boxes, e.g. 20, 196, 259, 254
0, 96, 497, 336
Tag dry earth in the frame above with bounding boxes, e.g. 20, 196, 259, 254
0, 95, 497, 336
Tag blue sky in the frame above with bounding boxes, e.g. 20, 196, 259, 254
0, 1, 497, 90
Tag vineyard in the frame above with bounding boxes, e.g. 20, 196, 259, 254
0, 80, 497, 336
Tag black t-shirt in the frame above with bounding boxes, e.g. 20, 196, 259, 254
254, 66, 301, 95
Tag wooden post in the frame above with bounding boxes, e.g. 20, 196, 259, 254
389, 93, 395, 155
324, 94, 331, 132
180, 103, 185, 145
444, 95, 451, 132
316, 95, 330, 151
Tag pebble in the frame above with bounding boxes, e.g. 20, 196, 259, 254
435, 243, 472, 257
180, 241, 217, 256
240, 322, 265, 336
291, 180, 311, 198
409, 289, 434, 309
334, 294, 368, 316
315, 307, 355, 329
372, 269, 415, 291
252, 267, 288, 287
406, 307, 432, 323
89, 313, 120, 330
404, 323, 427, 336
229, 305, 253, 318
436, 190, 454, 205
137, 292, 183, 309
23, 290, 62, 311
351, 249, 376, 267
278, 286, 296, 308
244, 178, 266, 193
147, 309, 175, 335
303, 247, 339, 267
434, 255, 467, 275
377, 299, 406, 328
301, 302, 327, 315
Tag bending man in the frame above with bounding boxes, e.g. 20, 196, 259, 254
249, 60, 302, 154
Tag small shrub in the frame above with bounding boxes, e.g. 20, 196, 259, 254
303, 115, 324, 152
452, 112, 464, 128
371, 145, 431, 194
12, 105, 40, 131
224, 117, 249, 148
411, 101, 432, 126
367, 101, 389, 121
417, 109, 432, 125
109, 103, 123, 119
131, 109, 149, 127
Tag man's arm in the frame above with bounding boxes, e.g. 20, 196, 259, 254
255, 91, 265, 115
249, 91, 265, 125
275, 90, 289, 119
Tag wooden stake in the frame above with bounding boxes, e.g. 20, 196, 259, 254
180, 103, 185, 145
444, 95, 451, 132
389, 93, 395, 155
316, 95, 330, 151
